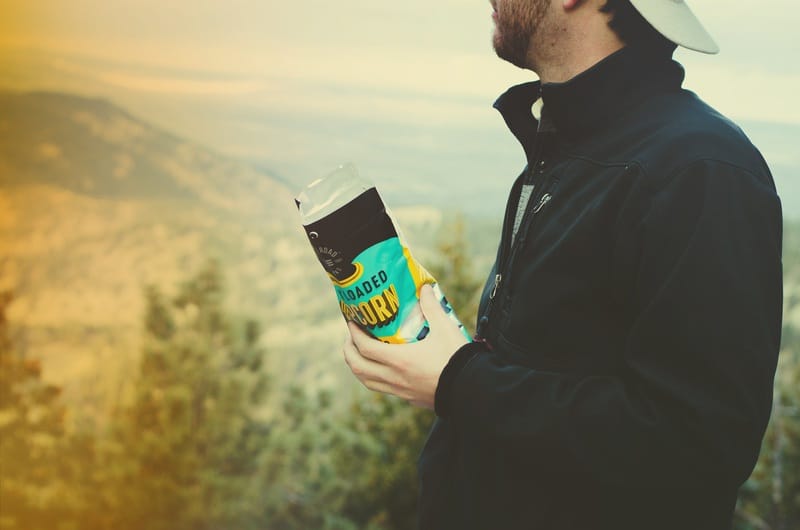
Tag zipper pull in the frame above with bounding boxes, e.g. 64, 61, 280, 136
533, 193, 552, 214
490, 273, 502, 299
474, 332, 494, 351
475, 316, 488, 341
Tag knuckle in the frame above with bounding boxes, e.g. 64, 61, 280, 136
389, 374, 407, 391
393, 355, 410, 374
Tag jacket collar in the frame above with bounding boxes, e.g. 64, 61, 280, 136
493, 46, 686, 156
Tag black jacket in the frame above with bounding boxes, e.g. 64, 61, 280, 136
418, 47, 783, 530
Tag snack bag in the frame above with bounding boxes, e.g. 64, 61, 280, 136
295, 163, 470, 344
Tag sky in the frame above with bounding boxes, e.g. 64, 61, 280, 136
1, 0, 799, 215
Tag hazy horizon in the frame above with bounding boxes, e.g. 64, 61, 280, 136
1, 1, 798, 217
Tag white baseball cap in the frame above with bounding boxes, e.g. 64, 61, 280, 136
629, 0, 719, 54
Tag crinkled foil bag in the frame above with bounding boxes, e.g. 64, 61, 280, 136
296, 163, 470, 344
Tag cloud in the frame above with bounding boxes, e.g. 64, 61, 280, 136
96, 71, 265, 96
1, 0, 795, 127
49, 57, 266, 96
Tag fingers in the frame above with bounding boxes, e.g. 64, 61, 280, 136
419, 284, 470, 352
341, 317, 441, 408
347, 321, 399, 365
342, 331, 403, 389
418, 283, 450, 331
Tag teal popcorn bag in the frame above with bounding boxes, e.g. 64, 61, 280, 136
296, 163, 470, 344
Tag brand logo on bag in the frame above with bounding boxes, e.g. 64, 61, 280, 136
330, 262, 364, 287
315, 246, 360, 283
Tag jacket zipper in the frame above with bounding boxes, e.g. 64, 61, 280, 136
476, 134, 555, 340
475, 174, 525, 340
475, 164, 532, 339
475, 132, 557, 342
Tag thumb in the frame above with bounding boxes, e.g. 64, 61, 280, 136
419, 283, 451, 330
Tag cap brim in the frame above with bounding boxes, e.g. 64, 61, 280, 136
629, 0, 719, 54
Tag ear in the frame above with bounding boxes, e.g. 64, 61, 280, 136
562, 0, 581, 10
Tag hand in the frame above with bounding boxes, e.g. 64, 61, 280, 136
342, 284, 470, 409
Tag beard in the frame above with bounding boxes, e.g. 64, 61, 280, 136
492, 0, 551, 69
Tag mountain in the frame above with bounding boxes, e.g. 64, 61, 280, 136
0, 91, 298, 211
0, 91, 362, 415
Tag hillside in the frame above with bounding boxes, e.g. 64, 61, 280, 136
0, 91, 361, 415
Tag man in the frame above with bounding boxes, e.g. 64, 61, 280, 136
342, 0, 783, 528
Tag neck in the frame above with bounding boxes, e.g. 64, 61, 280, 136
535, 40, 625, 84
528, 5, 625, 84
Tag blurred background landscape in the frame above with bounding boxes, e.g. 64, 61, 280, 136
1, 1, 798, 529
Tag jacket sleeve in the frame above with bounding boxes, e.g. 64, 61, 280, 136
434, 159, 783, 488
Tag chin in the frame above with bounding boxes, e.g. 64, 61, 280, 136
492, 28, 530, 69
493, 43, 527, 69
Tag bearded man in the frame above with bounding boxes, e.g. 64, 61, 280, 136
342, 1, 783, 528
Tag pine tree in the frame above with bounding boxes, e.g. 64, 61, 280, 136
428, 213, 483, 336
0, 290, 75, 528
258, 386, 352, 530
92, 261, 269, 530
735, 329, 800, 530
258, 387, 433, 530
332, 393, 434, 530
735, 223, 800, 530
